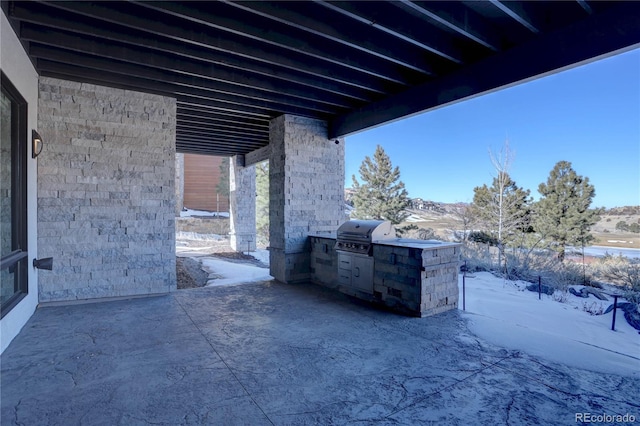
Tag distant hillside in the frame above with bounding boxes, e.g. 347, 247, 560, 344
345, 189, 639, 248
605, 206, 640, 215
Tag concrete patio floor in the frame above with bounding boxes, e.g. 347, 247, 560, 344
2, 280, 637, 425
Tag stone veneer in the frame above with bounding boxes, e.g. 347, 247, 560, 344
309, 235, 339, 288
37, 77, 176, 302
373, 241, 461, 317
269, 115, 345, 283
229, 155, 256, 252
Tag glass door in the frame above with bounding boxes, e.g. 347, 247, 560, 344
1, 73, 28, 318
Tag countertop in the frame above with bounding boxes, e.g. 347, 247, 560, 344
373, 239, 461, 249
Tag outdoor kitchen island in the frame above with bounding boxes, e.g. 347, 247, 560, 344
309, 221, 462, 317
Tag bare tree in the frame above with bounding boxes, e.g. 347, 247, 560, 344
471, 140, 532, 271
453, 204, 474, 242
489, 140, 514, 255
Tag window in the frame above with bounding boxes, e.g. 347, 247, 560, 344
1, 72, 28, 318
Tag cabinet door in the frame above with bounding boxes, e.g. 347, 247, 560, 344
351, 255, 373, 293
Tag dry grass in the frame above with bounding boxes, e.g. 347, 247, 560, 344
592, 231, 640, 248
398, 208, 640, 249
591, 213, 640, 248
399, 209, 460, 240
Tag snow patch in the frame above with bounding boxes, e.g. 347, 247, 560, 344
249, 248, 270, 265
405, 214, 424, 222
201, 258, 272, 287
180, 208, 229, 218
176, 232, 227, 242
460, 272, 639, 377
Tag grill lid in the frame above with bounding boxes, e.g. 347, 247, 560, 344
336, 220, 394, 241
335, 220, 394, 254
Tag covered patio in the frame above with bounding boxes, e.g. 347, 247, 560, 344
2, 2, 640, 423
2, 280, 636, 425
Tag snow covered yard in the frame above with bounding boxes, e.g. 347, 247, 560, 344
459, 272, 639, 378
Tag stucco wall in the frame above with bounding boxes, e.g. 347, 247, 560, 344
0, 10, 40, 353
36, 77, 177, 302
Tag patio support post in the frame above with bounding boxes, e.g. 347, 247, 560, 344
175, 153, 185, 216
268, 115, 345, 284
229, 155, 256, 252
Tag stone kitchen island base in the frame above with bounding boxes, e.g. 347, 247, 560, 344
372, 239, 462, 317
310, 234, 461, 317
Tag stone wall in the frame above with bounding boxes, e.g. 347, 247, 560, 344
229, 156, 256, 252
37, 77, 177, 302
372, 242, 461, 317
309, 235, 338, 288
418, 245, 461, 316
269, 115, 345, 283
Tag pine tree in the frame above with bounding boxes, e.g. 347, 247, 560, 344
351, 145, 410, 226
535, 161, 601, 261
255, 161, 269, 246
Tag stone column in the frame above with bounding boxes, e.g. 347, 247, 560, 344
175, 152, 184, 216
37, 77, 176, 302
229, 155, 256, 252
269, 115, 345, 283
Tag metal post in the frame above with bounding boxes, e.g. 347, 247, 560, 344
611, 295, 619, 331
538, 276, 541, 300
462, 261, 466, 311
581, 236, 586, 285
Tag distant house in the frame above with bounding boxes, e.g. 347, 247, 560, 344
410, 198, 442, 212
177, 153, 230, 213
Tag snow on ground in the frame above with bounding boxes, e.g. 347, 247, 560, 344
581, 245, 640, 259
405, 214, 424, 222
250, 248, 270, 265
459, 272, 639, 377
179, 208, 229, 218
176, 231, 227, 242
200, 257, 272, 286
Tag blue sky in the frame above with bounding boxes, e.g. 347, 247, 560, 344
345, 48, 640, 209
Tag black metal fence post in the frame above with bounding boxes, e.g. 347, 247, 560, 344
462, 261, 466, 311
538, 276, 541, 300
611, 295, 619, 331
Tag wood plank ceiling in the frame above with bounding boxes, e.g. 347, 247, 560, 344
3, 1, 639, 156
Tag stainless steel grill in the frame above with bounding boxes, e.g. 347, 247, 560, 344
335, 220, 394, 294
334, 220, 394, 255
